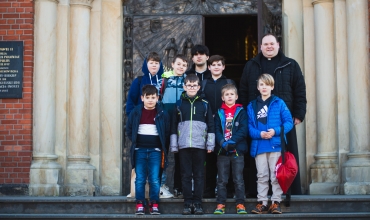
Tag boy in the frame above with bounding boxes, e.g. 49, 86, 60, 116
126, 52, 164, 116
213, 84, 248, 215
126, 85, 170, 215
202, 55, 235, 198
247, 74, 293, 214
185, 45, 211, 83
170, 74, 215, 215
159, 54, 188, 199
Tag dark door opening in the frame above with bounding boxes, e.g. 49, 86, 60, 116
205, 15, 258, 86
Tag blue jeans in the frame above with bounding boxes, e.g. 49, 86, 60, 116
216, 155, 245, 205
135, 148, 161, 203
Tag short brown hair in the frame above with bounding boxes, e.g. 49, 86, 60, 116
147, 52, 161, 62
221, 83, 237, 96
142, 84, 158, 96
184, 74, 199, 85
208, 55, 225, 66
172, 54, 188, 64
258, 73, 275, 86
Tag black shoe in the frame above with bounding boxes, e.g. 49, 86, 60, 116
149, 201, 160, 215
193, 203, 204, 215
135, 201, 145, 215
182, 203, 192, 215
269, 201, 282, 214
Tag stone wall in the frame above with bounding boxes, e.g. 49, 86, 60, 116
0, 0, 33, 194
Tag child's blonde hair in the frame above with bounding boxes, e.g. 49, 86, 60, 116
258, 73, 275, 86
221, 83, 238, 96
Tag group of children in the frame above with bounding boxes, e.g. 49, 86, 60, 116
126, 45, 293, 215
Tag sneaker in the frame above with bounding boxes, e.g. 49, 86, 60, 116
251, 202, 268, 214
160, 184, 174, 198
149, 201, 160, 215
182, 203, 192, 215
269, 201, 282, 214
236, 204, 247, 214
193, 203, 204, 215
174, 188, 183, 198
214, 204, 225, 214
135, 201, 145, 215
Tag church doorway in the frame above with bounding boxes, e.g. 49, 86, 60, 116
205, 15, 258, 85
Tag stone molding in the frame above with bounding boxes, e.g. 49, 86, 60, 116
70, 0, 94, 8
67, 155, 92, 163
312, 0, 334, 5
35, 0, 59, 3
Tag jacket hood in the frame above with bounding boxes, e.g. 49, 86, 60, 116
141, 57, 164, 77
221, 103, 243, 111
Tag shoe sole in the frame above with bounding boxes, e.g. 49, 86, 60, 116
214, 212, 224, 214
251, 210, 268, 214
271, 211, 282, 214
237, 211, 248, 214
135, 213, 144, 215
150, 212, 161, 215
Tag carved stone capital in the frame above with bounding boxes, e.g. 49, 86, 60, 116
312, 0, 334, 5
70, 0, 94, 8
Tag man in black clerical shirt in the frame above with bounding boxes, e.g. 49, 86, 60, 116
239, 34, 307, 196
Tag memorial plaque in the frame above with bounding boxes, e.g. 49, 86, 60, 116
0, 41, 23, 98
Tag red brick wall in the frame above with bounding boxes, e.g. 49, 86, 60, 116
0, 0, 33, 185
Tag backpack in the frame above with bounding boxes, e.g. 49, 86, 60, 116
201, 78, 233, 93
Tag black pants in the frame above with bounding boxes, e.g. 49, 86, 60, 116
174, 153, 182, 191
179, 148, 207, 205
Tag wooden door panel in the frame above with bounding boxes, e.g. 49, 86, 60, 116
132, 15, 203, 74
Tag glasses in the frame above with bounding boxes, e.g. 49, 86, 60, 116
185, 84, 199, 89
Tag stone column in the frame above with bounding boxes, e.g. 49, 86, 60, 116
302, 0, 317, 193
65, 0, 96, 196
309, 0, 339, 194
342, 0, 370, 194
29, 0, 63, 196
282, 0, 306, 193
333, 0, 349, 194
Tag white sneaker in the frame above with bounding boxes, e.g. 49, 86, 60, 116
160, 184, 174, 198
127, 193, 132, 198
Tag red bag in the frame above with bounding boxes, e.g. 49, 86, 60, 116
275, 126, 298, 194
275, 151, 298, 194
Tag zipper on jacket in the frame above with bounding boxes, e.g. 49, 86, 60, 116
273, 62, 291, 74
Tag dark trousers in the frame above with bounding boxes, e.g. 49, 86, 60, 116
216, 155, 245, 205
174, 153, 182, 190
205, 152, 217, 193
179, 148, 206, 205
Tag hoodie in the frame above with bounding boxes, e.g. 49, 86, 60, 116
125, 58, 164, 116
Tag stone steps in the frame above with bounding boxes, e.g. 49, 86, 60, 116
1, 195, 370, 219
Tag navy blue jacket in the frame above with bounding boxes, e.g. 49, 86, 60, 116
247, 95, 293, 158
126, 103, 170, 169
214, 105, 248, 156
125, 58, 164, 116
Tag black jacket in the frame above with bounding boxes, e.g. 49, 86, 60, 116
202, 75, 235, 115
126, 103, 170, 169
239, 51, 307, 121
185, 64, 212, 83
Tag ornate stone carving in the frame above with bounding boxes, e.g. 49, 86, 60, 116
124, 39, 132, 59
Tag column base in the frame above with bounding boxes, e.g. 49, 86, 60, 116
342, 153, 370, 195
309, 182, 339, 194
29, 155, 63, 196
65, 161, 96, 196
309, 154, 339, 194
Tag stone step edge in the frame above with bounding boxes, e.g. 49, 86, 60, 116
2, 195, 370, 202
1, 213, 370, 219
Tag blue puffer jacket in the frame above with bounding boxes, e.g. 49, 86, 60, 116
126, 103, 170, 169
247, 95, 293, 158
125, 58, 164, 116
214, 105, 248, 156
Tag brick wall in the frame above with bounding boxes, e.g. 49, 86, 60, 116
0, 0, 33, 186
